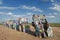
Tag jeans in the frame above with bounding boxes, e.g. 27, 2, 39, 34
35, 30, 40, 37
35, 30, 44, 38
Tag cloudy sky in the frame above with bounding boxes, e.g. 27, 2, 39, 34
0, 0, 60, 23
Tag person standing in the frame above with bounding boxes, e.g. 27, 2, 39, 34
42, 15, 49, 37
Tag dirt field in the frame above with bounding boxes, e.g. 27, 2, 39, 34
0, 25, 60, 40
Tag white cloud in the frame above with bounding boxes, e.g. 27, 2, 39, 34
51, 0, 55, 2
0, 12, 56, 19
0, 12, 12, 15
0, 12, 4, 14
47, 12, 58, 18
50, 0, 57, 3
0, 6, 17, 10
12, 15, 21, 17
49, 3, 60, 12
7, 12, 21, 17
0, 0, 2, 4
0, 5, 43, 12
46, 13, 57, 18
21, 5, 43, 12
26, 13, 33, 15
48, 13, 52, 15
8, 12, 13, 15
46, 15, 55, 18
0, 12, 28, 18
48, 12, 57, 16
0, 12, 20, 17
53, 12, 57, 15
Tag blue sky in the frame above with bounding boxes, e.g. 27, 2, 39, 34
0, 0, 60, 23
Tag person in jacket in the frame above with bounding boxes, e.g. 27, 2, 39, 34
42, 15, 49, 37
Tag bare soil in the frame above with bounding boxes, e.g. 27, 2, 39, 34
0, 25, 60, 40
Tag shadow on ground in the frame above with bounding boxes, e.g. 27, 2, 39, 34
25, 30, 36, 37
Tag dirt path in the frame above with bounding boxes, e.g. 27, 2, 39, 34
0, 25, 60, 40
